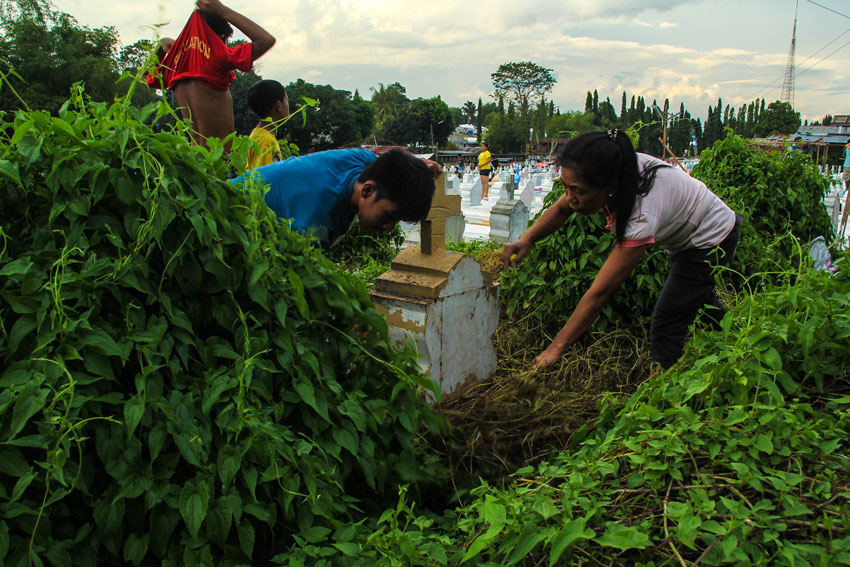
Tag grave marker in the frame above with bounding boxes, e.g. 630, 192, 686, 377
371, 173, 498, 397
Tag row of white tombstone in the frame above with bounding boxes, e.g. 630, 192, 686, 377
442, 176, 547, 243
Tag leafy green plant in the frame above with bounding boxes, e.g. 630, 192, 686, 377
286, 258, 850, 566
692, 132, 835, 279
326, 220, 405, 290
0, 85, 446, 566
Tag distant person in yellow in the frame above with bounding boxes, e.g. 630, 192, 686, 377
246, 79, 290, 170
478, 142, 492, 200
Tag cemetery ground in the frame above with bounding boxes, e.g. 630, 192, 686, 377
2, 94, 850, 566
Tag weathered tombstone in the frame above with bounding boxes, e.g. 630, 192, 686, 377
489, 197, 529, 243
468, 177, 482, 206
518, 180, 534, 209
371, 173, 498, 398
490, 181, 504, 199
501, 178, 516, 200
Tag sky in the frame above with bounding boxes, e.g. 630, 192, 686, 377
52, 0, 850, 124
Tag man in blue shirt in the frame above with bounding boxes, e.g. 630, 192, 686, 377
234, 148, 437, 247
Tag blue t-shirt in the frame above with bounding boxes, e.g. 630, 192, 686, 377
234, 148, 377, 246
844, 145, 850, 168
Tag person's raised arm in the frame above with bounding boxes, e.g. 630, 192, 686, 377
196, 0, 276, 61
532, 243, 648, 369
501, 192, 575, 269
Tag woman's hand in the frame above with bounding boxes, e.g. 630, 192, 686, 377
531, 244, 651, 370
502, 239, 531, 269
531, 344, 565, 369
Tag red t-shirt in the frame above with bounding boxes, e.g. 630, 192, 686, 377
146, 10, 253, 91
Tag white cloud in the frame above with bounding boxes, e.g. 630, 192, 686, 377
47, 0, 850, 120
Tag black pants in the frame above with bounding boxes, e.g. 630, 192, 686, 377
651, 213, 743, 368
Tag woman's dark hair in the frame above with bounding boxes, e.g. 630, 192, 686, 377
204, 14, 233, 42
357, 150, 435, 222
555, 130, 669, 243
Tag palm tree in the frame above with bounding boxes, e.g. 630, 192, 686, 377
370, 82, 408, 125
462, 100, 476, 123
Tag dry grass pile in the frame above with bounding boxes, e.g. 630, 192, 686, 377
429, 319, 653, 482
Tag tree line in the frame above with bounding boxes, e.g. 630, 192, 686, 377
0, 1, 807, 159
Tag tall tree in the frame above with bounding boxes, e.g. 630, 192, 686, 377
462, 100, 476, 123
620, 92, 627, 122
485, 114, 526, 153
381, 96, 452, 148
1, 3, 121, 113
490, 61, 555, 125
755, 100, 801, 137
287, 79, 375, 150
476, 97, 483, 143
369, 82, 407, 126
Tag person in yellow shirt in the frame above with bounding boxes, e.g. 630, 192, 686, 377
245, 79, 290, 170
478, 142, 492, 200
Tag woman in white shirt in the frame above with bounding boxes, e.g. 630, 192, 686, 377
502, 129, 742, 369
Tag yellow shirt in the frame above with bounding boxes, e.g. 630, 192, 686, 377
246, 127, 282, 171
478, 150, 491, 170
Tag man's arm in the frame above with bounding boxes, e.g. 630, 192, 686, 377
196, 0, 276, 60
422, 159, 443, 179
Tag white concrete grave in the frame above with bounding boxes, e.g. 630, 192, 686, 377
444, 175, 466, 244
468, 177, 482, 206
518, 181, 534, 209
372, 173, 498, 398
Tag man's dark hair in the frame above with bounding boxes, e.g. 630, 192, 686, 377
248, 80, 287, 117
357, 149, 435, 222
204, 14, 233, 42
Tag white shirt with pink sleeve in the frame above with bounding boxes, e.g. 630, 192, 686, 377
604, 154, 736, 253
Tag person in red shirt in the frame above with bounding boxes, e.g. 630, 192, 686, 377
148, 0, 275, 150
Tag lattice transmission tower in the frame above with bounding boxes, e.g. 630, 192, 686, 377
781, 0, 799, 108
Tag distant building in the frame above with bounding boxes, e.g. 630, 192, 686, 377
792, 115, 850, 145
448, 124, 486, 149
756, 115, 850, 166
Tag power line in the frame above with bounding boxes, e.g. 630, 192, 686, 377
805, 0, 850, 21
742, 25, 850, 102
797, 36, 850, 78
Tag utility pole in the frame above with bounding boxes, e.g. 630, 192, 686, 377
652, 101, 683, 160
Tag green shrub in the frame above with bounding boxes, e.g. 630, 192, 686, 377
325, 220, 404, 290
286, 257, 850, 567
692, 132, 835, 279
0, 89, 444, 566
